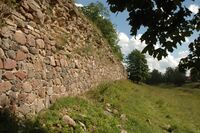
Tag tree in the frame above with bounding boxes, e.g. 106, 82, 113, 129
107, 0, 200, 70
190, 68, 200, 82
179, 36, 200, 72
81, 2, 123, 60
164, 67, 175, 83
173, 68, 186, 86
163, 67, 186, 86
126, 50, 149, 83
146, 69, 163, 84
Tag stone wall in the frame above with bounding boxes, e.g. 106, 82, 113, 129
0, 0, 126, 116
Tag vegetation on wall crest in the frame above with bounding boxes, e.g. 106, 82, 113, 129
81, 2, 123, 60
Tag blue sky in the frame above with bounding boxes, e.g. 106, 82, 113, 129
75, 0, 199, 73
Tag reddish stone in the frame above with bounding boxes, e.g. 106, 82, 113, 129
0, 81, 12, 93
22, 82, 32, 93
26, 93, 36, 104
3, 72, 15, 80
33, 61, 43, 71
38, 87, 46, 98
15, 71, 27, 80
60, 58, 67, 67
18, 93, 27, 102
15, 50, 27, 61
4, 59, 17, 70
0, 59, 3, 69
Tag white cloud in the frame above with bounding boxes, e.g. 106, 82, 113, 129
188, 4, 199, 14
75, 3, 84, 7
118, 32, 146, 55
117, 32, 189, 73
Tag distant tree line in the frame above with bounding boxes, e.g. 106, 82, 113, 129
146, 67, 187, 86
125, 49, 199, 86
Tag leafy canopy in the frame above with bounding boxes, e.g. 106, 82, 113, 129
179, 36, 200, 72
146, 69, 163, 84
164, 67, 186, 86
190, 67, 200, 82
126, 49, 149, 83
146, 67, 186, 86
81, 2, 123, 60
107, 0, 200, 70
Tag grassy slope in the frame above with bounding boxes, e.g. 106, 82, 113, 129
34, 80, 200, 133
2, 80, 199, 132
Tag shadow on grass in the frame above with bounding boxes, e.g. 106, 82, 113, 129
0, 109, 47, 133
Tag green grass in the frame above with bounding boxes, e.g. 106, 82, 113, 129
1, 80, 200, 132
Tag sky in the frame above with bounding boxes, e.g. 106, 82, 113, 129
75, 0, 199, 74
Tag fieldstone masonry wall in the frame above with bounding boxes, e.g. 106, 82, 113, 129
0, 0, 126, 116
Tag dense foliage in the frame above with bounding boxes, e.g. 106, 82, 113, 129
81, 2, 123, 60
126, 50, 149, 83
146, 67, 186, 86
107, 0, 200, 70
190, 68, 200, 82
179, 36, 200, 72
146, 69, 163, 85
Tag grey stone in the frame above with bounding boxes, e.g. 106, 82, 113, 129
1, 26, 13, 38
27, 0, 41, 11
0, 94, 10, 107
36, 99, 45, 113
27, 24, 34, 30
29, 21, 36, 28
54, 78, 61, 85
49, 56, 56, 66
36, 39, 45, 49
0, 48, 5, 59
27, 34, 36, 46
63, 115, 76, 127
29, 47, 39, 54
45, 96, 50, 108
10, 41, 20, 51
20, 46, 29, 53
25, 13, 34, 20
8, 91, 18, 100
5, 19, 17, 27
7, 50, 16, 59
2, 38, 10, 50
12, 11, 26, 20
47, 87, 53, 96
19, 104, 31, 114
121, 130, 128, 133
36, 10, 44, 24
